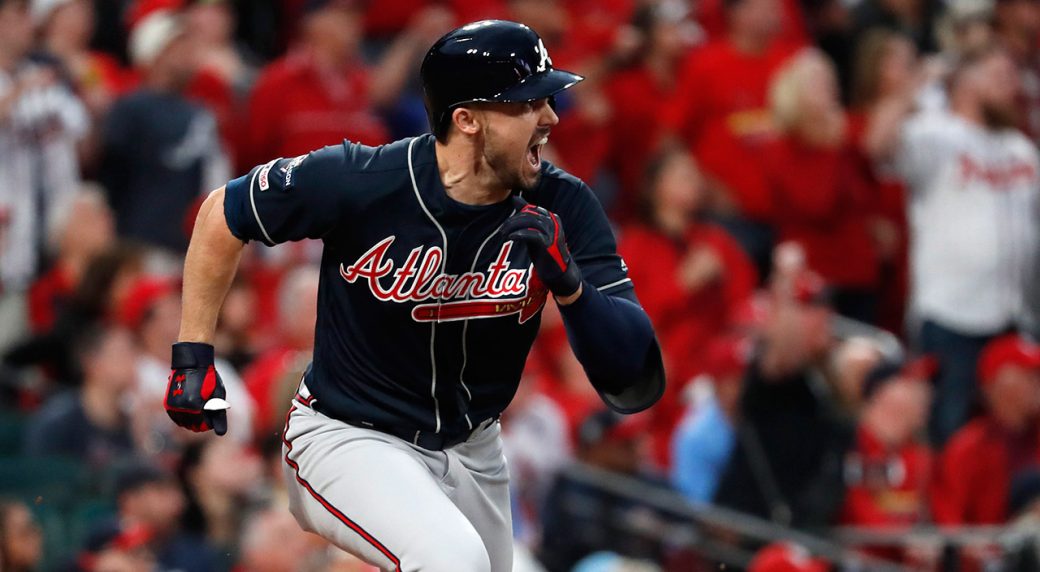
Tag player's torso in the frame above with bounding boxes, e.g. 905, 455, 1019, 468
309, 136, 547, 433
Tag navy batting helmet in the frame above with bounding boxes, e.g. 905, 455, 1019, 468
420, 20, 584, 140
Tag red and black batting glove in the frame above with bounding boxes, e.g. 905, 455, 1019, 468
164, 342, 228, 436
501, 196, 582, 298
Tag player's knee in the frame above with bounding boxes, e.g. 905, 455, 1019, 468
411, 527, 490, 572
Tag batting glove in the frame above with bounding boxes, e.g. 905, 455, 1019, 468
501, 196, 582, 298
164, 342, 228, 436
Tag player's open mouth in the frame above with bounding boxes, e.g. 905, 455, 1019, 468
527, 135, 548, 168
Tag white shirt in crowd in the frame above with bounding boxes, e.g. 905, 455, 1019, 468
897, 109, 1040, 335
0, 64, 87, 291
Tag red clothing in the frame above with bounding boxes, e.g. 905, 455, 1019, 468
840, 426, 932, 527
764, 136, 879, 289
931, 418, 1040, 525
549, 104, 612, 185
27, 265, 73, 333
619, 222, 757, 467
604, 66, 675, 221
696, 0, 809, 47
665, 41, 798, 222
846, 112, 909, 332
242, 344, 309, 435
245, 52, 389, 167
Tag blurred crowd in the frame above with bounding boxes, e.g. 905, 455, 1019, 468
2, 0, 1040, 569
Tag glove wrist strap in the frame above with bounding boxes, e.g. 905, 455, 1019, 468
171, 342, 215, 369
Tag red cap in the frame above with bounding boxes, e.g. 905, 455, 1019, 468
118, 276, 177, 330
749, 543, 829, 572
125, 0, 184, 29
978, 334, 1040, 384
703, 336, 751, 381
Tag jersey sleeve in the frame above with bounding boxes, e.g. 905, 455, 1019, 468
223, 143, 365, 245
551, 180, 633, 296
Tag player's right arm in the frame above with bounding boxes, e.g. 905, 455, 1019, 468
164, 186, 244, 436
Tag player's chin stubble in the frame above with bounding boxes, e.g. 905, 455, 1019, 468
483, 136, 539, 193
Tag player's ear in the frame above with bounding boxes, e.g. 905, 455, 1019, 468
451, 106, 483, 137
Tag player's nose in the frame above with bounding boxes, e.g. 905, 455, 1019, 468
538, 98, 559, 127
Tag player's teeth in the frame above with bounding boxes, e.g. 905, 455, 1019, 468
537, 136, 548, 145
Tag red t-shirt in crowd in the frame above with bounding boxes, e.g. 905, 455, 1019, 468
696, 0, 809, 47
764, 135, 880, 289
604, 66, 676, 221
619, 221, 757, 467
665, 40, 799, 222
932, 418, 1040, 525
245, 51, 389, 168
840, 425, 932, 528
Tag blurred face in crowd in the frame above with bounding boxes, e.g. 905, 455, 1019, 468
153, 32, 201, 89
240, 510, 315, 572
650, 151, 705, 223
958, 50, 1021, 129
303, 4, 361, 63
996, 0, 1040, 39
142, 292, 182, 356
985, 364, 1040, 432
796, 55, 842, 122
879, 36, 918, 97
866, 378, 932, 446
832, 338, 883, 411
0, 0, 32, 61
509, 0, 569, 43
61, 191, 115, 262
2, 503, 42, 571
86, 327, 138, 393
45, 0, 94, 48
186, 0, 233, 45
191, 438, 262, 496
728, 0, 782, 43
455, 98, 559, 192
121, 481, 185, 538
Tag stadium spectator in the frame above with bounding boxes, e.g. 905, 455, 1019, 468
713, 271, 854, 528
177, 437, 262, 568
32, 0, 132, 130
839, 359, 933, 556
27, 184, 115, 334
0, 500, 43, 572
100, 4, 230, 253
671, 336, 748, 504
23, 323, 137, 466
111, 461, 217, 572
847, 29, 920, 333
0, 0, 87, 346
243, 0, 448, 166
242, 265, 318, 437
234, 507, 321, 572
829, 337, 885, 416
213, 274, 260, 371
664, 0, 799, 272
539, 410, 662, 571
4, 242, 146, 392
881, 45, 1040, 445
123, 276, 255, 447
618, 148, 756, 467
850, 0, 942, 54
993, 0, 1040, 140
765, 49, 880, 323
73, 521, 156, 572
931, 334, 1040, 525
603, 1, 696, 220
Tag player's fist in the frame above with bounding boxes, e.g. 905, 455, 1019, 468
164, 342, 229, 436
502, 196, 582, 298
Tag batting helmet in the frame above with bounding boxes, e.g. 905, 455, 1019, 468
420, 20, 584, 140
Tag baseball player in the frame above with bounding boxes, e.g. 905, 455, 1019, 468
164, 20, 665, 572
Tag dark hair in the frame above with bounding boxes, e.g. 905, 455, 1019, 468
947, 42, 1008, 92
850, 28, 911, 108
72, 242, 147, 319
636, 144, 693, 227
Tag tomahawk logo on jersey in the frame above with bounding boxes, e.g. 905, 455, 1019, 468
222, 134, 631, 436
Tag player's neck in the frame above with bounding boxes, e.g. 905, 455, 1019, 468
435, 140, 512, 206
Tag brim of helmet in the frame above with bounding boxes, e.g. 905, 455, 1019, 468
491, 68, 584, 102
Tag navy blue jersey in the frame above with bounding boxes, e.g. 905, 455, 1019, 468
224, 134, 632, 436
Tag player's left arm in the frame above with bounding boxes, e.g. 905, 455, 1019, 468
502, 187, 664, 414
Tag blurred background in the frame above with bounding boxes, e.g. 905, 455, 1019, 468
1, 0, 1040, 570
